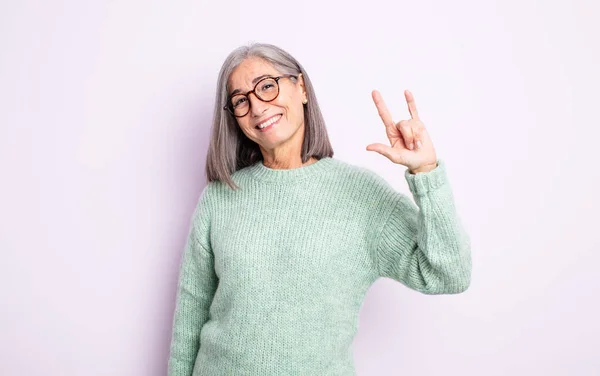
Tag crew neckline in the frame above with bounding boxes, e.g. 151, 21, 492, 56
247, 157, 335, 183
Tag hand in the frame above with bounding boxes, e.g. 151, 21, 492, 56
366, 89, 437, 172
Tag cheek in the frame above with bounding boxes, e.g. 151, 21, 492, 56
274, 96, 302, 122
237, 119, 254, 134
289, 102, 304, 124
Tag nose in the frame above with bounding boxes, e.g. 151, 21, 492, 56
248, 92, 268, 117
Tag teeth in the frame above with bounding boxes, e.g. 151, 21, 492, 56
258, 115, 281, 129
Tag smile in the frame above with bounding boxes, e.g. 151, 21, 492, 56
256, 114, 282, 132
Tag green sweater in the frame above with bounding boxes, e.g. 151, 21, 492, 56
167, 156, 471, 376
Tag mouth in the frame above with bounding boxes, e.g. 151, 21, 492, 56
255, 114, 282, 132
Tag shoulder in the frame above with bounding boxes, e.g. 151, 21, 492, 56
331, 159, 417, 219
189, 181, 223, 222
328, 157, 395, 193
195, 179, 228, 207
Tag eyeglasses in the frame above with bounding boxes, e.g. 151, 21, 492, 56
223, 74, 298, 117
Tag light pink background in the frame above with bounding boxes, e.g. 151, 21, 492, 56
1, 0, 599, 375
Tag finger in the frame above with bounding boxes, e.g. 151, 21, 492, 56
414, 121, 428, 149
410, 124, 420, 149
414, 129, 422, 149
404, 90, 419, 120
372, 90, 394, 129
366, 143, 397, 161
398, 120, 415, 150
414, 128, 422, 149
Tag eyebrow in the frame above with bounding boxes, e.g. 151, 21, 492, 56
229, 74, 272, 96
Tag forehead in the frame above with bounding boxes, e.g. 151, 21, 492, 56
228, 57, 280, 90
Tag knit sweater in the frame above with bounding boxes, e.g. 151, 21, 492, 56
167, 156, 471, 376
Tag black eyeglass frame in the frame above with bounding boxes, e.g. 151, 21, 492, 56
223, 74, 298, 117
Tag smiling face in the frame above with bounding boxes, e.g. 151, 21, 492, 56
227, 57, 307, 154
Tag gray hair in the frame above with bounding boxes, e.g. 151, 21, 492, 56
205, 42, 334, 190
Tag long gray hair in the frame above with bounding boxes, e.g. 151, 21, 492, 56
205, 42, 334, 190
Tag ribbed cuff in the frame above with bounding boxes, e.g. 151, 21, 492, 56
404, 159, 448, 196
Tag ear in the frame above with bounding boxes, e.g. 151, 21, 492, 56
297, 73, 307, 100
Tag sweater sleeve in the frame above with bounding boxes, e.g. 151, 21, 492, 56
167, 188, 218, 376
373, 159, 472, 294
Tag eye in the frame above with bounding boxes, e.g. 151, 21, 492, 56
233, 97, 247, 107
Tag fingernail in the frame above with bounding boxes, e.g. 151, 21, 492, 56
417, 141, 422, 149
409, 143, 414, 150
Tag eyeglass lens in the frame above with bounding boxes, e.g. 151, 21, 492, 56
230, 78, 279, 117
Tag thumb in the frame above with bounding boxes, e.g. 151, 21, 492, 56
366, 143, 395, 160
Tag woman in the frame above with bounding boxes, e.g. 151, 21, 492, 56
167, 43, 471, 376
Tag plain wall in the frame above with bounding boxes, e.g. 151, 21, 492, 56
1, 0, 599, 375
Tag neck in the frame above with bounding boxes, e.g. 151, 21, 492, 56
261, 155, 318, 170
258, 122, 313, 170
259, 138, 317, 170
247, 155, 334, 183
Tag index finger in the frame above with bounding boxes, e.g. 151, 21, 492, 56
372, 90, 394, 129
405, 90, 419, 120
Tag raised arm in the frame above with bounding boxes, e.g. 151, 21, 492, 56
372, 160, 471, 294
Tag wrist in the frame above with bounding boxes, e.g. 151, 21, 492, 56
409, 161, 438, 174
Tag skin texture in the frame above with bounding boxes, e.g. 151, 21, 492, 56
367, 89, 438, 174
227, 57, 316, 170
